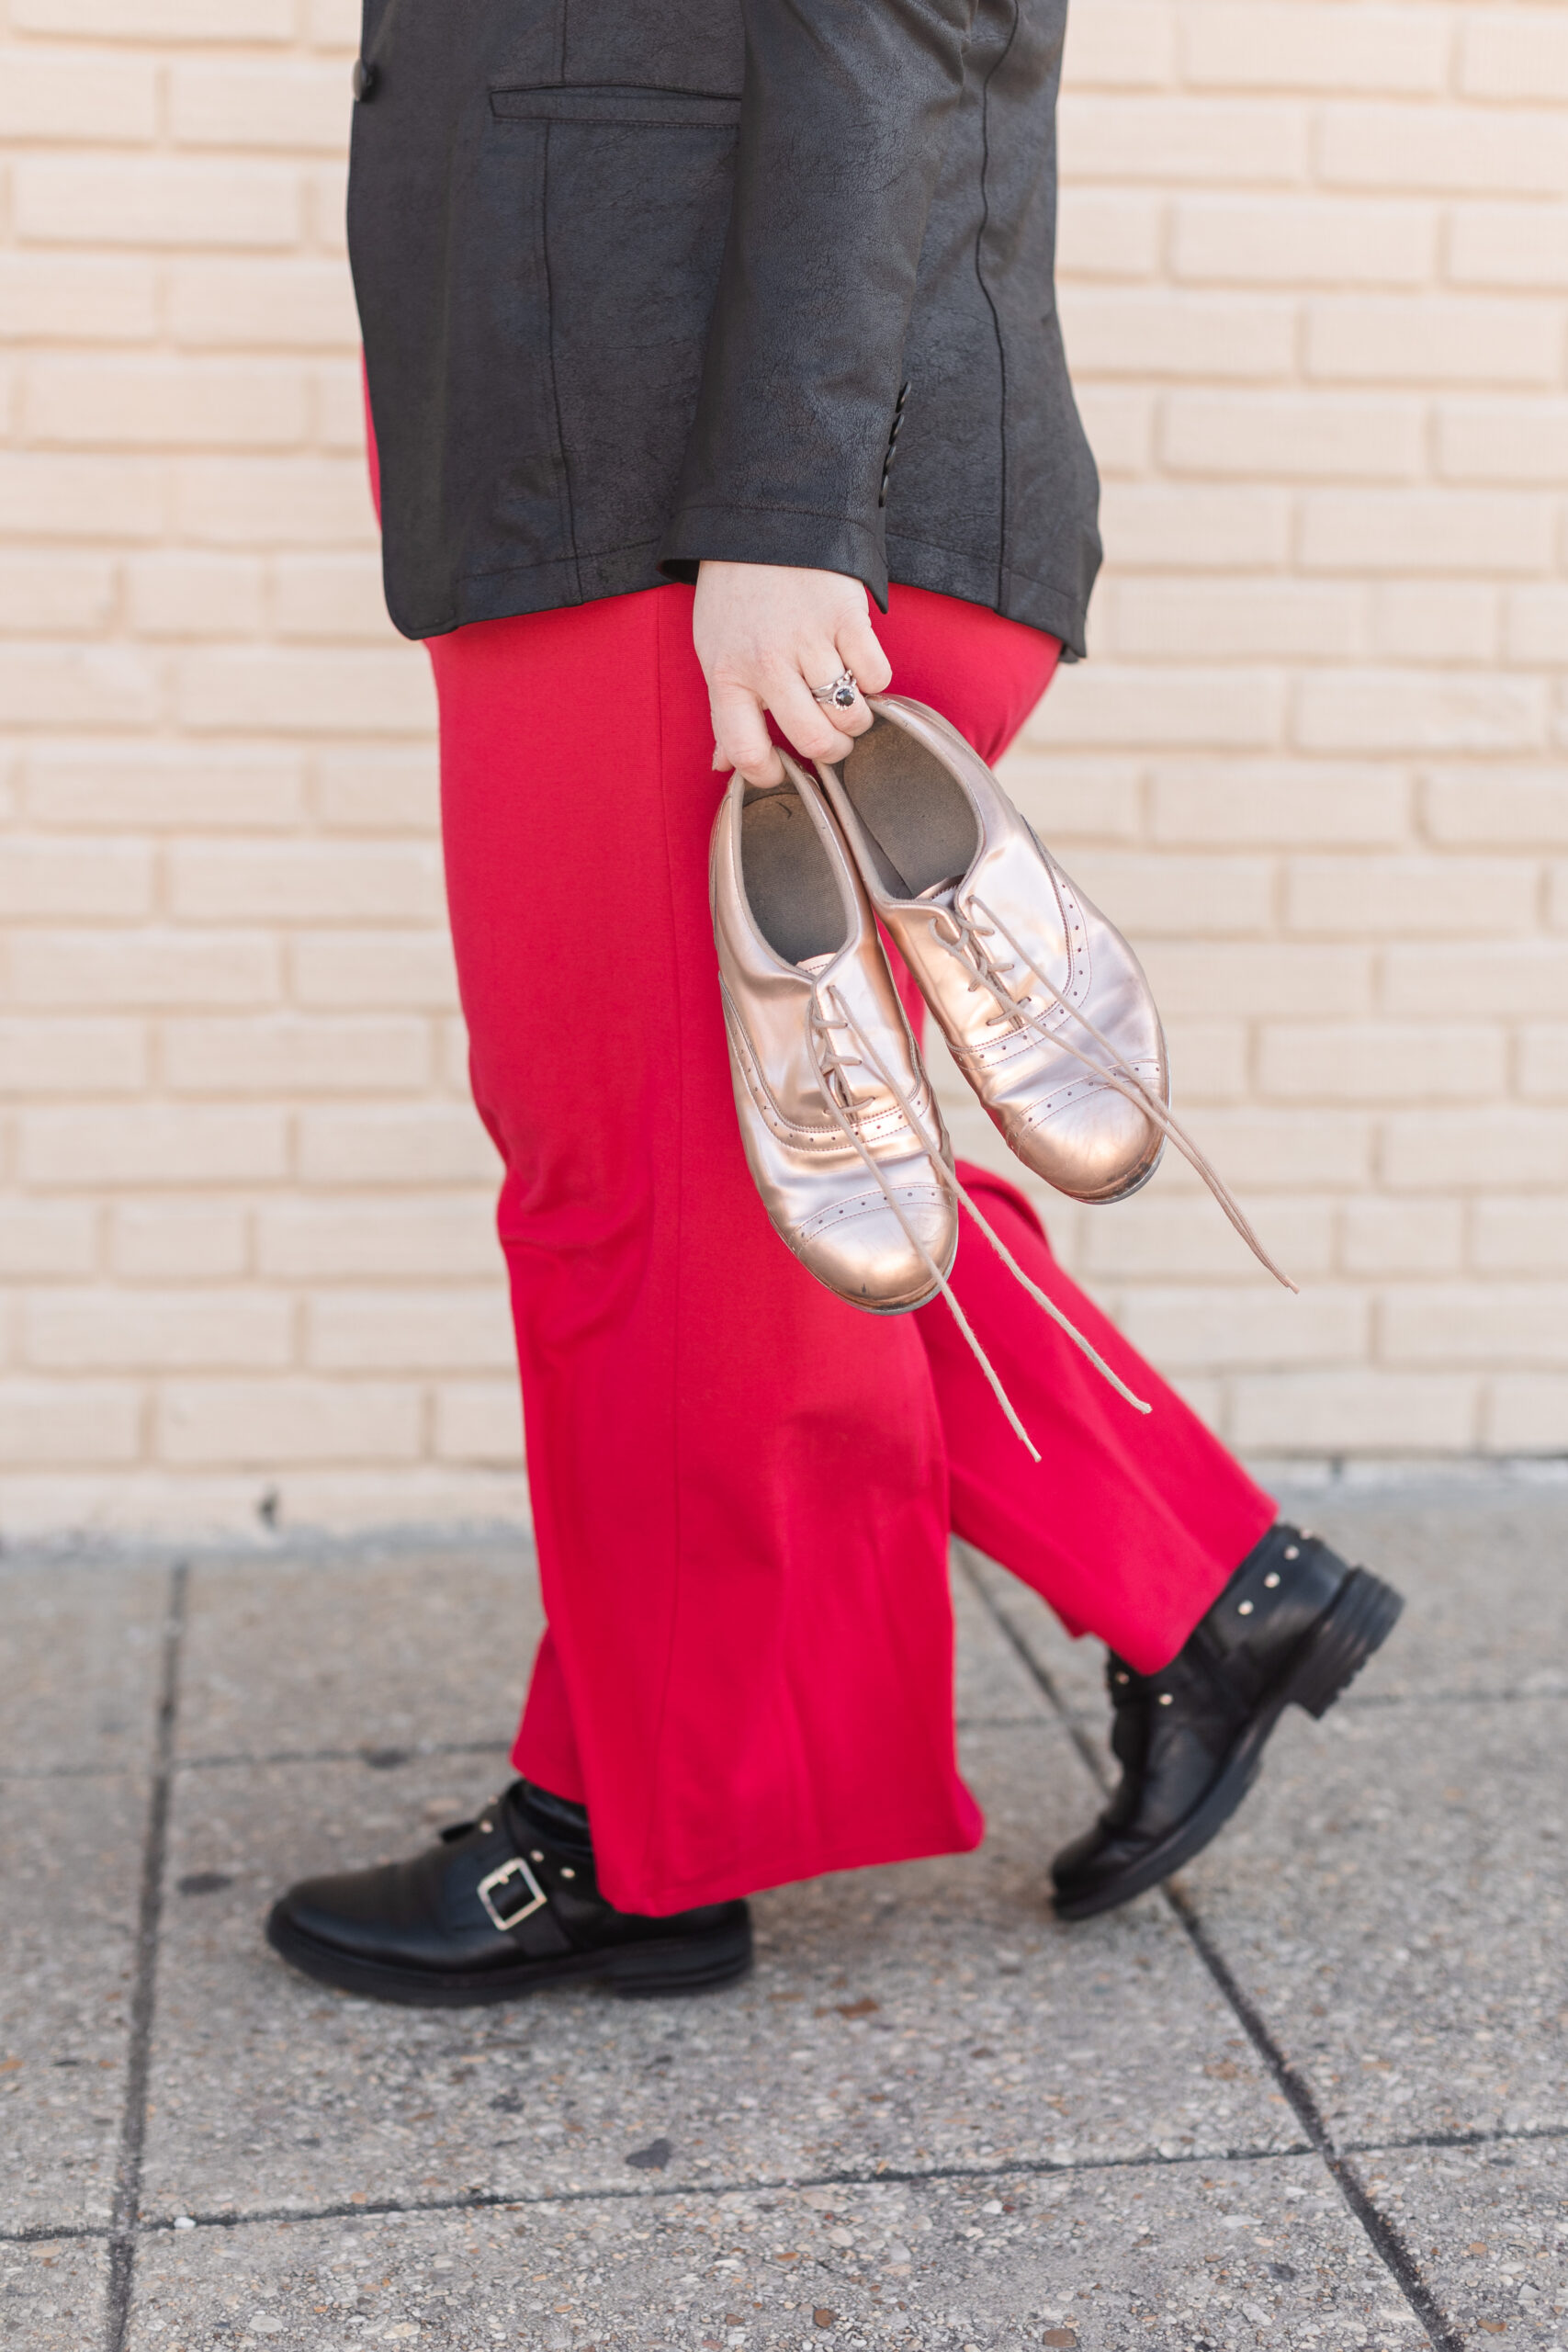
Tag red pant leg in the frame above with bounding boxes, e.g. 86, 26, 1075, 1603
857, 590, 1276, 1667
433, 578, 1274, 1911
429, 584, 979, 1916
921, 1173, 1276, 1668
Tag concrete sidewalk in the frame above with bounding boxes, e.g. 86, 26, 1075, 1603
2, 1479, 1564, 2352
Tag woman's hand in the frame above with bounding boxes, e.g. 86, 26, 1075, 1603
694, 560, 894, 786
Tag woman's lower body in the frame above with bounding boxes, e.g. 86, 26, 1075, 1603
427, 580, 1277, 1918
264, 574, 1405, 1996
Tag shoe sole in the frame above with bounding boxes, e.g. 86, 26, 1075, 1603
265, 1904, 753, 2007
1053, 1567, 1404, 1923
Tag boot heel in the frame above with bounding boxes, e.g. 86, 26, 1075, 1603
606, 1920, 754, 1999
1287, 1567, 1404, 1721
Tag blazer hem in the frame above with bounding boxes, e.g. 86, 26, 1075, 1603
387, 535, 1096, 658
882, 528, 1096, 661
657, 503, 891, 610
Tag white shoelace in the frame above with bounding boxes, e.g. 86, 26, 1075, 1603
931, 895, 1298, 1295
805, 980, 1151, 1462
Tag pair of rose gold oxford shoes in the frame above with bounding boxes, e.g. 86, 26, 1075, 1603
711, 697, 1290, 1442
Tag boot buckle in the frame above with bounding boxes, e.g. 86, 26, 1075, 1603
478, 1854, 547, 1932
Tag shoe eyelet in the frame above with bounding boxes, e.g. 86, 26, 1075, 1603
1264, 1571, 1280, 1589
479, 1819, 493, 1833
1237, 1600, 1255, 1616
559, 1866, 576, 1880
1157, 1691, 1174, 1706
1283, 1544, 1300, 1561
530, 1849, 545, 1862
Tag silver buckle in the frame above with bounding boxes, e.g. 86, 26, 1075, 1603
477, 1854, 547, 1933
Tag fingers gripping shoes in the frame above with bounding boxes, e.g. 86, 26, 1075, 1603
818, 698, 1294, 1288
710, 760, 959, 1314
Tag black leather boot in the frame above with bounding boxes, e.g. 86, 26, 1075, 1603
1051, 1523, 1403, 1922
265, 1781, 752, 2005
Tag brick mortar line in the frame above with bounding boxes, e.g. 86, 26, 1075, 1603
102, 1558, 188, 2352
0, 1474, 1560, 1573
955, 1549, 1466, 2352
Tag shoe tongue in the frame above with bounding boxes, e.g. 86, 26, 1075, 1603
796, 951, 836, 977
915, 874, 965, 909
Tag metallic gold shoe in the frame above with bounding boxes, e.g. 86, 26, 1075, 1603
709, 756, 958, 1315
818, 695, 1165, 1203
818, 697, 1293, 1287
711, 758, 1156, 1453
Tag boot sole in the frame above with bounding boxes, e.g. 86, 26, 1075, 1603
1053, 1567, 1404, 1923
265, 1903, 753, 2007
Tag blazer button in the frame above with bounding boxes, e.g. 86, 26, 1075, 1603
352, 58, 378, 100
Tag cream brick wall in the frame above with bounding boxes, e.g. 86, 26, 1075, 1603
2, 0, 1566, 1533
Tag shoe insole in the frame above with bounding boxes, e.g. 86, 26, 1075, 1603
739, 783, 848, 967
837, 718, 980, 899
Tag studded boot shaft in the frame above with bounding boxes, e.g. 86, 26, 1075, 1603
1052, 1524, 1404, 1921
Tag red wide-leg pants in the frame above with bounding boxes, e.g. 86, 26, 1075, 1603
428, 581, 1275, 1916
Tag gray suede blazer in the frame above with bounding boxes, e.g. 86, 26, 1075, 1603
349, 0, 1100, 651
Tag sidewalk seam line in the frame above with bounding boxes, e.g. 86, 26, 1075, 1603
5, 2115, 1563, 2249
102, 1558, 188, 2352
1162, 1886, 1464, 2352
0, 1738, 514, 1787
956, 1546, 1466, 2352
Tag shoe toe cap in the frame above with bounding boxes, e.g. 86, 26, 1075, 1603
1050, 1821, 1155, 1917
270, 1849, 466, 1967
1016, 1086, 1162, 1204
271, 1866, 407, 1961
795, 1185, 956, 1310
1049, 1820, 1116, 1896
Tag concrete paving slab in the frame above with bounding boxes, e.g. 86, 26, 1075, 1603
960, 1551, 1109, 1739
1179, 1696, 1568, 2147
9, 1498, 1559, 2348
1356, 2134, 1568, 2348
176, 1546, 544, 1764
140, 1726, 1295, 2225
1270, 1484, 1568, 1703
175, 1551, 1035, 1772
0, 1558, 170, 1776
0, 1772, 143, 2233
123, 2152, 1423, 2351
0, 2233, 109, 2349
950, 1568, 1050, 1726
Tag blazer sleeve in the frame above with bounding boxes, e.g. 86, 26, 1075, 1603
657, 0, 975, 607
